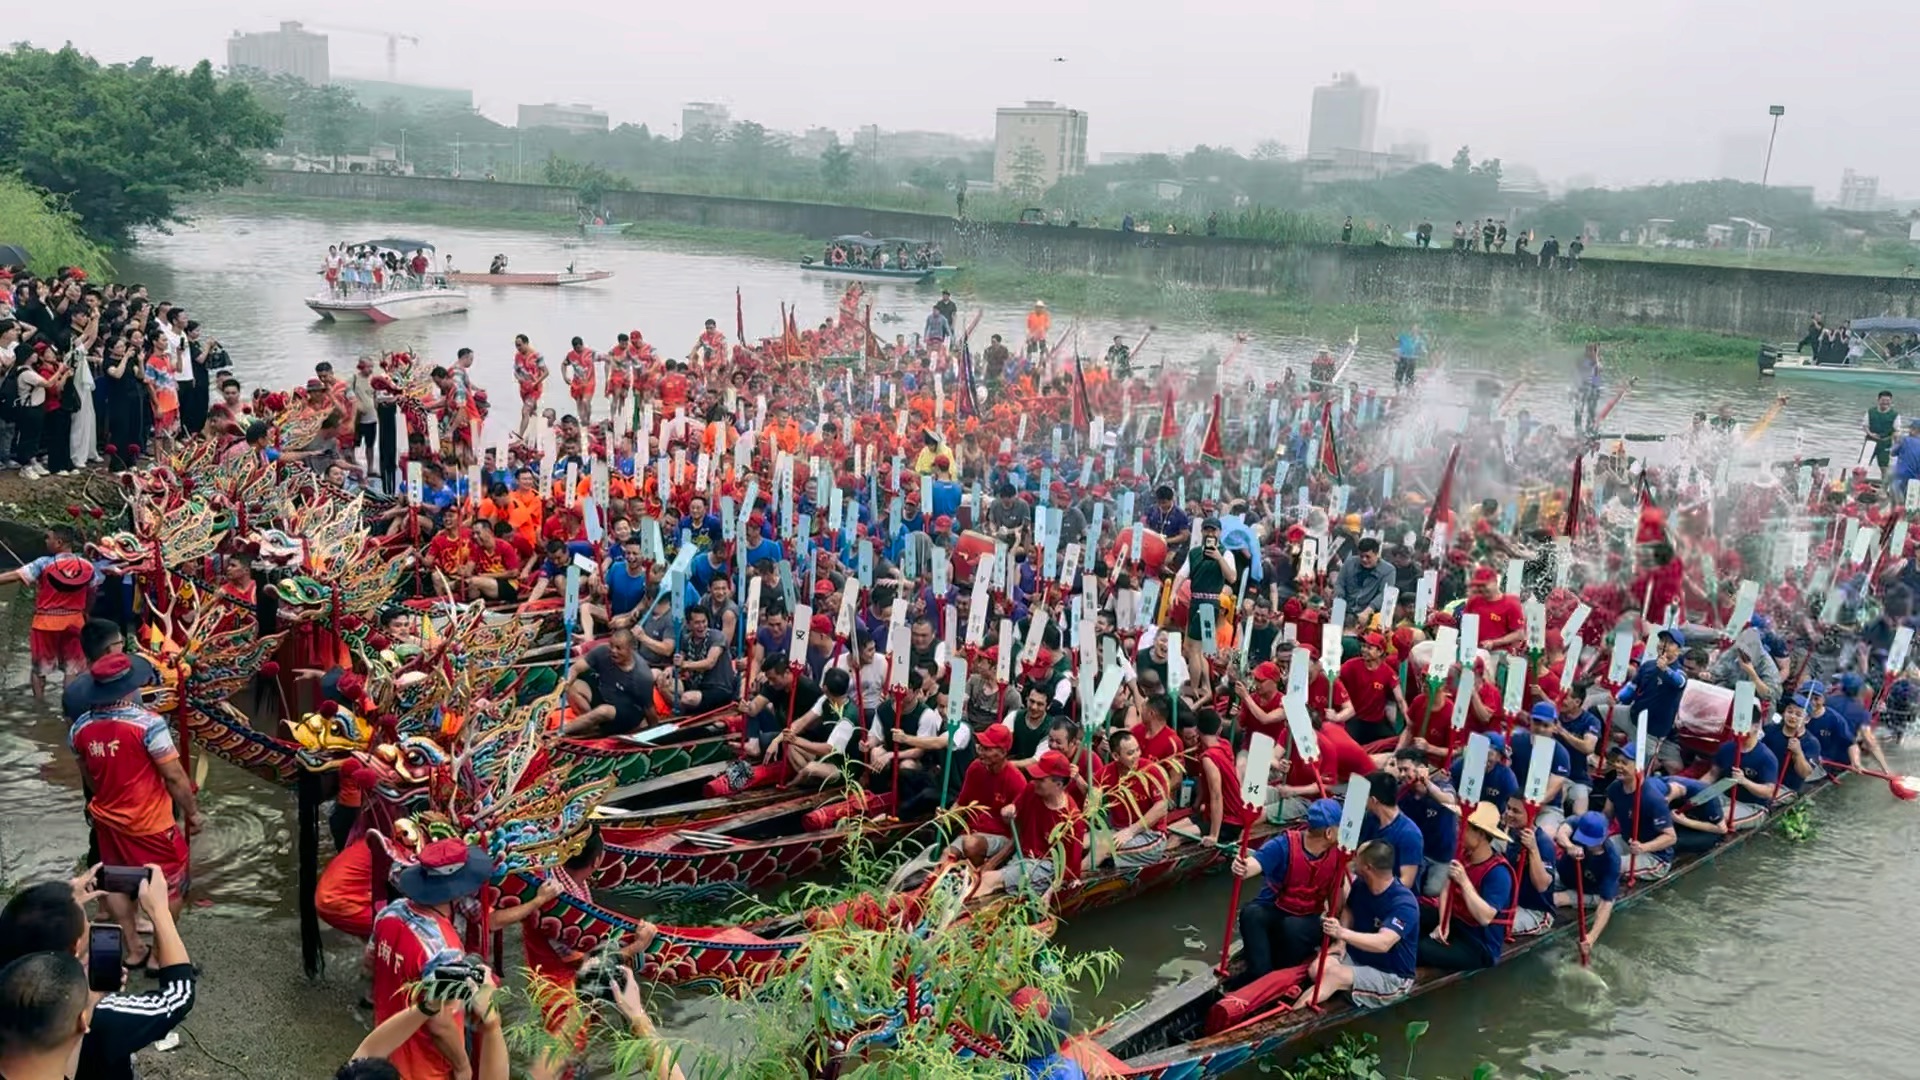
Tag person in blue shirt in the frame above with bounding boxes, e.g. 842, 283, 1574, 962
1391, 749, 1456, 898
1594, 744, 1676, 880
1500, 798, 1558, 936
929, 459, 962, 521
1510, 703, 1573, 831
1703, 720, 1779, 828
1550, 687, 1603, 816
1303, 838, 1419, 1009
1614, 627, 1689, 771
1664, 774, 1730, 854
677, 495, 724, 556
688, 545, 732, 598
1444, 731, 1520, 816
1393, 325, 1426, 387
1761, 696, 1822, 795
1357, 770, 1425, 891
1553, 811, 1622, 954
1890, 415, 1920, 503
1814, 676, 1896, 776
604, 539, 650, 625
1415, 802, 1514, 972
1231, 797, 1345, 977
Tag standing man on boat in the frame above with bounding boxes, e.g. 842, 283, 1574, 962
1302, 839, 1418, 1010
564, 336, 597, 426
513, 333, 547, 439
923, 303, 952, 366
1106, 335, 1133, 380
1025, 301, 1051, 362
1231, 797, 1344, 976
1865, 390, 1899, 479
1613, 627, 1689, 772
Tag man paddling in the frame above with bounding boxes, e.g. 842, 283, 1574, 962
1553, 810, 1622, 954
1301, 839, 1418, 1010
973, 750, 1086, 902
1592, 744, 1676, 880
1761, 695, 1822, 797
1416, 802, 1514, 973
1093, 730, 1174, 867
1230, 797, 1344, 977
1701, 711, 1779, 829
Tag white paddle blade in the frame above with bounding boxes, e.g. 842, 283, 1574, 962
1338, 775, 1370, 851
1889, 626, 1915, 675
1607, 630, 1633, 685
1732, 680, 1756, 735
1563, 603, 1591, 645
1242, 733, 1277, 812
1450, 669, 1477, 731
1524, 732, 1555, 805
1283, 696, 1321, 763
1458, 614, 1481, 661
1458, 734, 1491, 805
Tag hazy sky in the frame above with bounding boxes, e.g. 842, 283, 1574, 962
10, 0, 1911, 197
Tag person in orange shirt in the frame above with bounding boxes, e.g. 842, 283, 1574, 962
1025, 300, 1051, 357
563, 337, 598, 425
502, 468, 545, 548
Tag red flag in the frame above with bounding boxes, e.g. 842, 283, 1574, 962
1318, 400, 1341, 480
735, 286, 745, 348
1426, 443, 1460, 531
1159, 383, 1178, 446
1201, 394, 1225, 461
1563, 453, 1584, 538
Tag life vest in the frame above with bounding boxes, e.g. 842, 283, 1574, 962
1449, 854, 1511, 949
1271, 829, 1342, 916
33, 554, 94, 632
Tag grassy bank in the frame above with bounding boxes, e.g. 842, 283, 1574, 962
1, 176, 114, 278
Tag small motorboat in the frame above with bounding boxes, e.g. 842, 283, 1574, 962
445, 268, 614, 287
307, 238, 468, 324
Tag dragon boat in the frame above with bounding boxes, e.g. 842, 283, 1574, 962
1064, 777, 1837, 1078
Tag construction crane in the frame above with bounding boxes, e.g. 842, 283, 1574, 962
299, 21, 421, 81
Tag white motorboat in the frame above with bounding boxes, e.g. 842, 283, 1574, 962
308, 238, 469, 323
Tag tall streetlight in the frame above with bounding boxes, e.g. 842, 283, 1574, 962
1761, 104, 1786, 185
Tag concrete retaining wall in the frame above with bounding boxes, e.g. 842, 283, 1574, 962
250, 171, 1918, 339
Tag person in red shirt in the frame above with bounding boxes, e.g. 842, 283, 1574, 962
1094, 729, 1173, 867
976, 749, 1086, 901
658, 359, 691, 417
1339, 632, 1409, 747
1293, 641, 1353, 727
563, 336, 598, 425
424, 524, 472, 596
947, 722, 1027, 854
465, 520, 522, 603
69, 654, 201, 940
1129, 687, 1185, 766
512, 333, 547, 438
491, 827, 658, 1080
1192, 709, 1258, 845
1232, 659, 1287, 754
371, 838, 491, 1080
1462, 565, 1526, 652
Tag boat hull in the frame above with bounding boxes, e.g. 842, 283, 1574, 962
1096, 780, 1836, 1077
444, 270, 613, 287
580, 223, 629, 237
799, 263, 939, 284
548, 730, 737, 788
306, 288, 469, 323
1768, 356, 1920, 384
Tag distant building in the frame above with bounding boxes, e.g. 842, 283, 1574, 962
1307, 73, 1378, 156
1301, 148, 1418, 185
1386, 139, 1427, 164
993, 100, 1088, 195
789, 126, 841, 158
1839, 169, 1879, 211
682, 102, 732, 137
333, 77, 472, 114
227, 21, 329, 85
517, 103, 609, 134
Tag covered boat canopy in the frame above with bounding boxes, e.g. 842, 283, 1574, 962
1849, 316, 1920, 335
828, 234, 886, 248
354, 238, 437, 253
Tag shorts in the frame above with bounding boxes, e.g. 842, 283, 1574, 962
1875, 446, 1892, 469
97, 825, 188, 903
153, 409, 180, 437
1001, 855, 1055, 896
1186, 599, 1219, 641
1336, 954, 1413, 1008
1114, 828, 1168, 868
607, 372, 631, 396
29, 625, 84, 673
1511, 907, 1552, 937
357, 421, 377, 450
494, 579, 519, 604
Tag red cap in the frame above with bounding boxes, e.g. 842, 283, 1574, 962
1252, 660, 1282, 682
977, 724, 1013, 750
1362, 631, 1386, 648
1294, 639, 1320, 660
1025, 749, 1074, 780
933, 514, 953, 530
1471, 566, 1498, 585
809, 614, 834, 634
1049, 481, 1068, 496
933, 455, 951, 469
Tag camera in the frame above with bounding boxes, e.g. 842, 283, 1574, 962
419, 954, 488, 1003
97, 865, 152, 896
87, 926, 124, 993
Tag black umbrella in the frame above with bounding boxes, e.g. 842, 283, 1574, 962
0, 244, 28, 268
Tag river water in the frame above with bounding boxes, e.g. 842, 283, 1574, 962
2, 207, 1910, 1078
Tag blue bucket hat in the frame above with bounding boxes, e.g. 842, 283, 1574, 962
1305, 798, 1342, 829
1569, 810, 1609, 848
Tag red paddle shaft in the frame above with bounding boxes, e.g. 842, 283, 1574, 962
1215, 826, 1259, 975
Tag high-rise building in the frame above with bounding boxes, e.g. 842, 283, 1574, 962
227, 21, 329, 85
517, 103, 610, 134
682, 102, 732, 137
1839, 169, 1879, 211
992, 100, 1088, 195
1307, 73, 1378, 156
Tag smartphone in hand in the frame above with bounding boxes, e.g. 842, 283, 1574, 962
97, 866, 151, 896
87, 926, 124, 993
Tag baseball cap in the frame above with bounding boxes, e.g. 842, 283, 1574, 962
977, 724, 1013, 750
1528, 702, 1559, 724
1483, 732, 1509, 755
1362, 632, 1386, 649
1569, 811, 1609, 848
1202, 516, 1221, 530
1252, 660, 1282, 682
1657, 627, 1687, 648
1470, 566, 1497, 586
1805, 679, 1827, 697
809, 614, 834, 635
1305, 798, 1342, 829
1025, 749, 1074, 780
